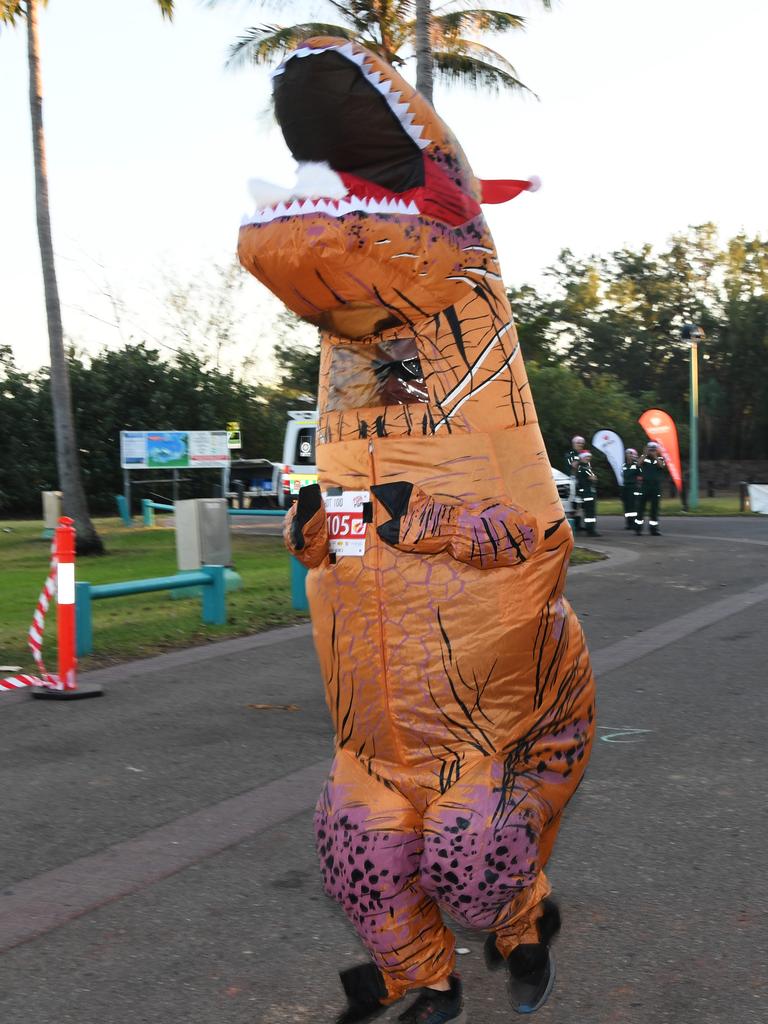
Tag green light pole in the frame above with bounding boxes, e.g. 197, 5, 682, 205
682, 325, 705, 510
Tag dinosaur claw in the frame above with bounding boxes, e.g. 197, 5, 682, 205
371, 481, 413, 518
376, 518, 402, 546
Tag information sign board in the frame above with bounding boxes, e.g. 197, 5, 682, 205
120, 431, 230, 470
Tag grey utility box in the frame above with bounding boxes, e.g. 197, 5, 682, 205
175, 498, 231, 571
42, 490, 62, 529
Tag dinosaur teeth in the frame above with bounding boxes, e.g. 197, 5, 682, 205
242, 191, 422, 226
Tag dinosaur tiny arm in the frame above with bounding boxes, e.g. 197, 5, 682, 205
283, 484, 329, 568
372, 482, 538, 569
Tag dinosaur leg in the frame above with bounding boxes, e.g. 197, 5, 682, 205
421, 710, 594, 958
315, 750, 456, 1004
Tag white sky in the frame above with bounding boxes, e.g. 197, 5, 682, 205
1, 0, 766, 374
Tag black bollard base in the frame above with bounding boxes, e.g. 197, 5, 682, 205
31, 686, 104, 701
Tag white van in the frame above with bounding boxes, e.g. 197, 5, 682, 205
279, 410, 318, 507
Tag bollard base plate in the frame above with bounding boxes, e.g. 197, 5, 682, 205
31, 686, 104, 700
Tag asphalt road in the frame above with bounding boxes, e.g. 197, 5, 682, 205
1, 516, 766, 1024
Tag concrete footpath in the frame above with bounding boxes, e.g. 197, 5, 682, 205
1, 517, 766, 1023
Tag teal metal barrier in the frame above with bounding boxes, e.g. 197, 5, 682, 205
142, 498, 174, 526
115, 494, 133, 526
141, 499, 286, 523
75, 565, 227, 656
291, 558, 309, 611
228, 509, 287, 517
136, 501, 309, 611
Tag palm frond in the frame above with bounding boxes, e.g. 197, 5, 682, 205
433, 8, 526, 42
154, 0, 175, 19
326, 0, 377, 35
432, 50, 534, 94
434, 0, 550, 12
226, 22, 356, 68
439, 37, 520, 77
0, 0, 27, 26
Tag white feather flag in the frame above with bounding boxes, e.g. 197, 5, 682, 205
592, 429, 625, 486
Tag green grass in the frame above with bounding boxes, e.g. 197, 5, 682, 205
0, 519, 307, 671
570, 546, 607, 565
596, 494, 748, 516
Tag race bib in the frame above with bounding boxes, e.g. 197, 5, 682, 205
324, 490, 370, 557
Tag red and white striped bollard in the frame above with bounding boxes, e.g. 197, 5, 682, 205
32, 516, 103, 701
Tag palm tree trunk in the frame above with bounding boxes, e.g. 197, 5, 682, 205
26, 0, 103, 554
415, 0, 433, 104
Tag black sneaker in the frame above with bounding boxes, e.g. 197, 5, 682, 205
484, 897, 561, 973
397, 975, 465, 1023
484, 898, 561, 1014
650, 528, 661, 536
335, 963, 389, 1024
506, 943, 555, 1015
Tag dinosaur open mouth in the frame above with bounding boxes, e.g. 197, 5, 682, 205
275, 47, 426, 193
242, 42, 482, 229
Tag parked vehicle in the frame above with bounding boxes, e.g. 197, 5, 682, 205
552, 467, 576, 517
228, 458, 281, 507
279, 410, 318, 507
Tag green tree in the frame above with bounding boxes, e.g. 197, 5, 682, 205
0, 0, 174, 552
526, 361, 654, 492
221, 1, 550, 98
272, 312, 321, 398
0, 346, 55, 514
510, 226, 768, 465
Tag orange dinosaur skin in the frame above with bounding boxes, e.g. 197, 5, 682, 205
239, 38, 595, 1004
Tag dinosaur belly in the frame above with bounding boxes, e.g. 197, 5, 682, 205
307, 430, 590, 785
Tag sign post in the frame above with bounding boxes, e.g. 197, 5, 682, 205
682, 325, 705, 511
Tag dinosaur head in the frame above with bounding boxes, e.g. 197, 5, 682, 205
238, 37, 507, 339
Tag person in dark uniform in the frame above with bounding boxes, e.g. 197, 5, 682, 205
565, 435, 586, 530
621, 448, 642, 530
634, 442, 666, 536
575, 450, 600, 536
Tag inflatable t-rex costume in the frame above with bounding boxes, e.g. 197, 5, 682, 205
239, 38, 596, 1019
